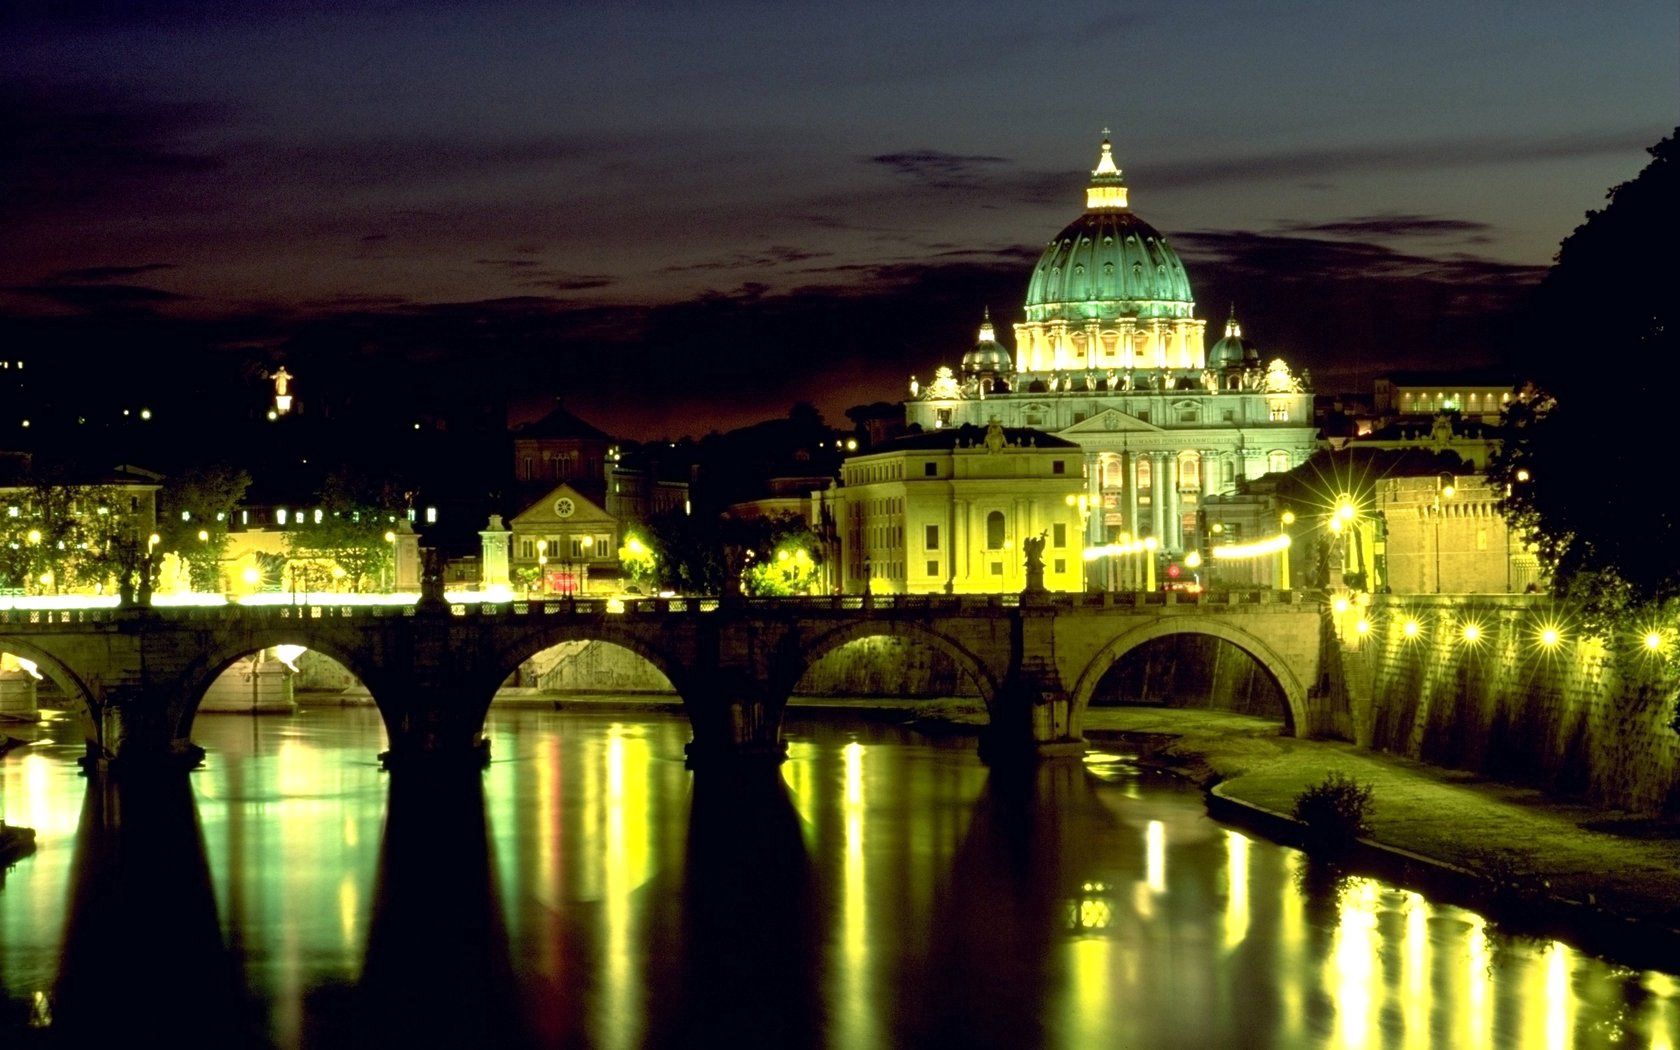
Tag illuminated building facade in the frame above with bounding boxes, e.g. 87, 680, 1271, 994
509, 482, 620, 594
905, 136, 1318, 557
828, 421, 1085, 594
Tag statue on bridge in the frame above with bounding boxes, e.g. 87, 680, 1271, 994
1022, 532, 1047, 595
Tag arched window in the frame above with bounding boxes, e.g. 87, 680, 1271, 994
985, 511, 1006, 550
1221, 457, 1236, 486
1268, 450, 1290, 474
1137, 458, 1152, 490
1178, 451, 1200, 489
1103, 458, 1122, 487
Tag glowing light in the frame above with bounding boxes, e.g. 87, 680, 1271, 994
1183, 550, 1202, 569
1223, 831, 1250, 950
1145, 819, 1165, 893
197, 529, 209, 542
1336, 498, 1356, 522
1209, 533, 1292, 560
243, 567, 261, 585
1516, 469, 1530, 482
139, 408, 151, 420
1355, 618, 1370, 635
25, 529, 40, 544
1402, 619, 1420, 638
1539, 626, 1561, 648
15, 658, 41, 680
1462, 623, 1482, 644
1644, 631, 1666, 653
1333, 596, 1351, 614
1280, 510, 1296, 526
383, 530, 397, 543
273, 645, 307, 672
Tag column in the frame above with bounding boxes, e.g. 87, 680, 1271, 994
1166, 453, 1181, 551
1150, 452, 1166, 544
1125, 452, 1140, 541
1086, 454, 1103, 547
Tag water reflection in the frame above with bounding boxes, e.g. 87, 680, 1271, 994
51, 772, 246, 1046
2, 709, 1679, 1047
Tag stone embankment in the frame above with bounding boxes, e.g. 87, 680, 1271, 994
1083, 708, 1680, 971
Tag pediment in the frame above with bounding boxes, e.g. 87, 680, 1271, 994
1060, 409, 1163, 434
511, 483, 613, 526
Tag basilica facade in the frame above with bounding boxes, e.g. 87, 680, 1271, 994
903, 137, 1318, 556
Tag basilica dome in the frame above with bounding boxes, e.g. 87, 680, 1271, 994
961, 309, 1013, 375
1022, 137, 1196, 325
1207, 310, 1260, 369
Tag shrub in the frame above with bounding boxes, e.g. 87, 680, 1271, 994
1292, 772, 1373, 851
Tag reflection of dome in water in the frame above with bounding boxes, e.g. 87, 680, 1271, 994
1207, 310, 1260, 368
1022, 136, 1195, 324
961, 309, 1013, 375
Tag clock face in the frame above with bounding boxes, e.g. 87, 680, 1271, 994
554, 497, 575, 518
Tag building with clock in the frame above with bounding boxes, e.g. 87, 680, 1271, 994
508, 482, 620, 594
900, 136, 1319, 559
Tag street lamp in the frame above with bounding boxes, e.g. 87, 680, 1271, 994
580, 534, 594, 595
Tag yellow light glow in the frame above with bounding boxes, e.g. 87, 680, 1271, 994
1336, 499, 1356, 522
383, 530, 396, 543
1210, 533, 1292, 560
25, 529, 40, 544
1402, 619, 1420, 638
242, 567, 261, 585
1145, 820, 1166, 894
1516, 469, 1530, 482
1329, 517, 1343, 534
1462, 623, 1482, 643
1540, 627, 1560, 648
1333, 596, 1351, 614
1355, 618, 1370, 635
1644, 631, 1665, 653
1281, 510, 1296, 526
197, 529, 209, 542
1184, 550, 1202, 569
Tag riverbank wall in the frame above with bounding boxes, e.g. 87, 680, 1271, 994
1346, 594, 1680, 814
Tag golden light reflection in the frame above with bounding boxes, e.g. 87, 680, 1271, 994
1223, 831, 1249, 951
1545, 941, 1573, 1050
1465, 914, 1492, 1048
1145, 820, 1165, 894
600, 724, 650, 1050
1648, 972, 1676, 1050
1401, 891, 1430, 1050
840, 740, 876, 1047
337, 873, 358, 948
781, 740, 818, 834
1329, 877, 1382, 1050
1068, 936, 1112, 1046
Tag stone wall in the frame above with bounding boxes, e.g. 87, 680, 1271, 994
1087, 634, 1288, 722
1355, 595, 1680, 813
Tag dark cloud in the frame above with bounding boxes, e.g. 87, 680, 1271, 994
0, 80, 225, 218
869, 150, 1012, 184
1278, 214, 1493, 238
45, 263, 179, 283
7, 282, 188, 314
1147, 129, 1663, 191
519, 275, 616, 293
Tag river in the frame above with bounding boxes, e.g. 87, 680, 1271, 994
2, 705, 1678, 1047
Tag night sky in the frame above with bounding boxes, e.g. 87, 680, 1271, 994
4, 1, 1675, 441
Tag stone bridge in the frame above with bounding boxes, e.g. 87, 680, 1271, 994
0, 590, 1331, 772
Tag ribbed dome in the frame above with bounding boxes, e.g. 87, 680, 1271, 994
1022, 137, 1195, 324
961, 309, 1013, 375
1208, 310, 1259, 368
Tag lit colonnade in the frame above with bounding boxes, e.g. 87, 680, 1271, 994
907, 136, 1317, 558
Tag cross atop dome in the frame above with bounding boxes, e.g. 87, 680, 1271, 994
1087, 131, 1129, 211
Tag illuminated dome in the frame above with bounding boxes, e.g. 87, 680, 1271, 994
1012, 135, 1207, 373
1208, 309, 1260, 369
1022, 137, 1195, 324
961, 309, 1013, 375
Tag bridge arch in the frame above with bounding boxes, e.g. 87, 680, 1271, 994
488, 623, 688, 703
176, 626, 388, 738
782, 620, 1001, 716
0, 634, 99, 717
1068, 617, 1307, 736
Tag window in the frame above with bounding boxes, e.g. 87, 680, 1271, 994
1178, 406, 1198, 423
926, 560, 939, 577
1179, 453, 1199, 489
1268, 450, 1290, 474
1222, 459, 1235, 485
924, 461, 937, 477
985, 511, 1006, 550
925, 524, 939, 551
1052, 460, 1065, 475
990, 562, 1003, 576
1054, 559, 1066, 574
1269, 404, 1290, 421
1136, 410, 1150, 423
521, 539, 534, 559
1053, 523, 1067, 548
1222, 409, 1235, 422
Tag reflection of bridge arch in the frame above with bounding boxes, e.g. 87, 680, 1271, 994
789, 620, 999, 713
1068, 618, 1306, 735
0, 634, 97, 716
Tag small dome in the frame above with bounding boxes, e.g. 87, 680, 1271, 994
1208, 309, 1260, 369
961, 309, 1013, 375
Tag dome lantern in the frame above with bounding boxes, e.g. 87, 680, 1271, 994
1086, 131, 1129, 211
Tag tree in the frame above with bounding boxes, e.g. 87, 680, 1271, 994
1490, 130, 1680, 617
739, 514, 822, 597
284, 468, 405, 593
0, 477, 132, 594
159, 465, 252, 592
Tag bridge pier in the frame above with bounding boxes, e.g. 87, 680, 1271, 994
980, 607, 1087, 766
682, 668, 789, 769
376, 681, 496, 771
